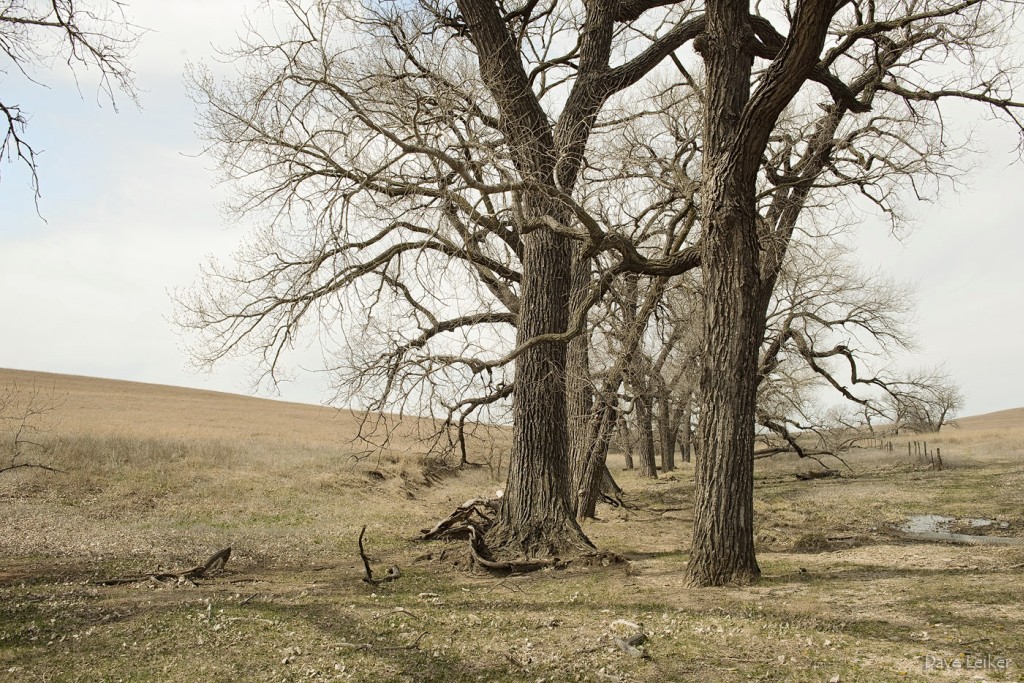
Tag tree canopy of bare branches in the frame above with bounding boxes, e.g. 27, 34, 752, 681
179, 0, 1023, 582
1, 0, 140, 199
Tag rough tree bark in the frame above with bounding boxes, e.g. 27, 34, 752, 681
687, 0, 838, 586
687, 0, 764, 586
489, 216, 594, 556
575, 390, 619, 519
568, 246, 595, 499
656, 391, 677, 472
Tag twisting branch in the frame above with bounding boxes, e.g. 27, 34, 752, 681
358, 526, 401, 585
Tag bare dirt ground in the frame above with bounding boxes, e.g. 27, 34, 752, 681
1, 369, 1022, 682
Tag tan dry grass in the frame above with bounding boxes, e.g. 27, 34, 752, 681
0, 367, 510, 454
953, 407, 1024, 432
1, 369, 1022, 682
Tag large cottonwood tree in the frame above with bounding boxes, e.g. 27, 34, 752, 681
180, 0, 701, 560
181, 0, 1023, 583
677, 0, 1023, 585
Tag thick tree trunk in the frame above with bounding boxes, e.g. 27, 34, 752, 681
488, 222, 593, 558
633, 393, 658, 478
656, 393, 676, 472
686, 4, 762, 586
688, 224, 763, 585
454, 0, 596, 559
567, 246, 594, 496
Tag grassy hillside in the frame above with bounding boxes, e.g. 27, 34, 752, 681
1, 369, 1022, 682
953, 406, 1024, 432
0, 367, 454, 449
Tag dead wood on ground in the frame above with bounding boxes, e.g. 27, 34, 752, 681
419, 496, 500, 541
358, 525, 400, 585
795, 469, 841, 481
613, 632, 649, 659
94, 547, 232, 586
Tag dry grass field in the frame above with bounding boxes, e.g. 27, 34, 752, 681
1, 368, 1022, 682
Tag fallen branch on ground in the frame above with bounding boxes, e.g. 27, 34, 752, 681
795, 469, 841, 481
0, 461, 65, 475
419, 497, 500, 541
613, 632, 649, 659
358, 526, 400, 585
94, 547, 232, 586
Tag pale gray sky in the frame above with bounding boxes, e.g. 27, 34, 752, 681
1, 1, 1022, 416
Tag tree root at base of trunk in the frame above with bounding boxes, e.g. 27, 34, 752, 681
419, 496, 624, 573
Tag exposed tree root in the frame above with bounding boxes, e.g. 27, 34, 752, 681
420, 496, 622, 573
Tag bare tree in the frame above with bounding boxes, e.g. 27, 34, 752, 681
179, 0, 703, 561
0, 382, 64, 475
677, 0, 1023, 587
752, 242, 915, 456
179, 0, 1022, 580
887, 368, 965, 433
572, 0, 1022, 585
1, 0, 139, 199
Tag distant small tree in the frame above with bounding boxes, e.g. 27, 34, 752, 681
0, 382, 63, 475
888, 370, 965, 433
1, 0, 139, 199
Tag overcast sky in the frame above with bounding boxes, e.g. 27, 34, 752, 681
1, 1, 1022, 416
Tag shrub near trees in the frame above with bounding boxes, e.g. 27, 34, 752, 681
180, 0, 1021, 586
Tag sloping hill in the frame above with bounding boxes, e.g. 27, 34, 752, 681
0, 367, 349, 445
4, 365, 1014, 447
953, 406, 1024, 432
0, 367, 461, 452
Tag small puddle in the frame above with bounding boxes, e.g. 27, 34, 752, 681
900, 515, 1022, 546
